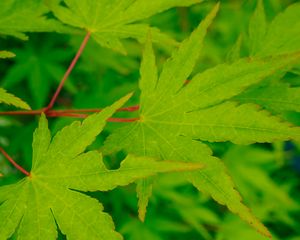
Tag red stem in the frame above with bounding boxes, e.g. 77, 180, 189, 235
0, 147, 30, 177
45, 31, 91, 111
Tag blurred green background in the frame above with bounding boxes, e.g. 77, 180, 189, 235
1, 0, 300, 239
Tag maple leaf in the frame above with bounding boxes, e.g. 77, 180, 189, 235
103, 3, 300, 237
0, 94, 202, 239
0, 88, 31, 110
46, 0, 202, 53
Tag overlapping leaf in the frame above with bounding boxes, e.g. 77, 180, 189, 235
0, 94, 202, 240
0, 88, 30, 110
47, 0, 202, 53
103, 3, 300, 237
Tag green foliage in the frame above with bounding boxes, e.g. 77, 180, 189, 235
2, 38, 76, 108
1, 0, 300, 239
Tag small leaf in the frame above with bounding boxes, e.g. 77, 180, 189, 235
0, 88, 31, 110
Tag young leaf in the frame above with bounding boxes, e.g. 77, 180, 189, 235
46, 0, 202, 53
0, 88, 31, 110
103, 3, 300, 237
0, 94, 202, 239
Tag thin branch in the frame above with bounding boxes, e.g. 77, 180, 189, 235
45, 31, 91, 111
0, 147, 30, 177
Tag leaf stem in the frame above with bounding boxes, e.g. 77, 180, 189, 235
46, 112, 140, 122
0, 107, 140, 122
0, 147, 30, 176
45, 105, 140, 113
0, 105, 139, 117
45, 31, 91, 111
108, 117, 140, 122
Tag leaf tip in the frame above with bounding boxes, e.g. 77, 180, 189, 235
122, 92, 134, 103
212, 2, 221, 16
138, 211, 146, 222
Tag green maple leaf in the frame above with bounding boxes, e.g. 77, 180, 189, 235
46, 0, 202, 53
0, 88, 30, 110
0, 94, 202, 239
103, 3, 300, 237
